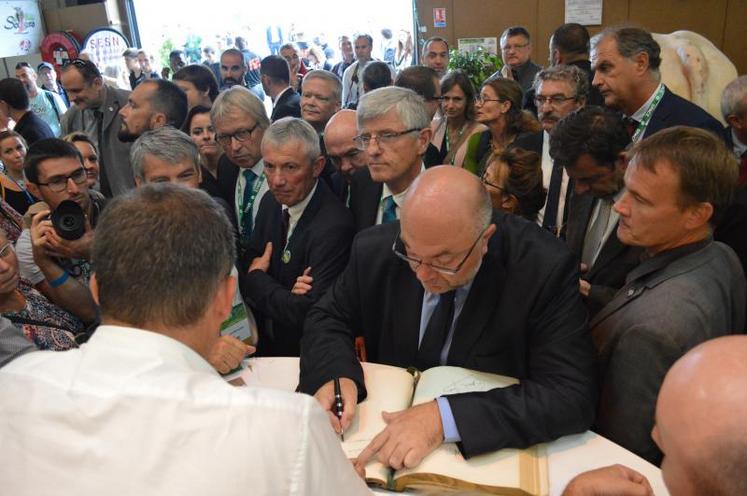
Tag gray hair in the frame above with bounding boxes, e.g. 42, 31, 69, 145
302, 69, 342, 104
92, 184, 235, 328
357, 86, 430, 131
721, 75, 747, 121
533, 64, 590, 101
130, 126, 200, 180
261, 117, 321, 164
591, 26, 661, 75
211, 86, 270, 130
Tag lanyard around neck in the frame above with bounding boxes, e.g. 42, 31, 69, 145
631, 85, 665, 143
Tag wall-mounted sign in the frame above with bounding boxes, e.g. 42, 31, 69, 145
565, 0, 603, 25
40, 32, 82, 71
457, 37, 498, 56
1, 0, 45, 57
82, 27, 130, 74
433, 8, 446, 28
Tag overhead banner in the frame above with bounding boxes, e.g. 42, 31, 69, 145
0, 0, 45, 57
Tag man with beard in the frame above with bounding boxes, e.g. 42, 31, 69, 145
511, 64, 588, 235
117, 79, 188, 143
14, 63, 66, 136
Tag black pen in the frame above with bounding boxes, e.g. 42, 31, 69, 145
333, 377, 345, 441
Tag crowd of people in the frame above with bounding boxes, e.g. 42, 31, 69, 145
0, 19, 746, 495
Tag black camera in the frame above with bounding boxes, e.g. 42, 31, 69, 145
51, 200, 86, 241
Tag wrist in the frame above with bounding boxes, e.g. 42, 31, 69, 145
48, 270, 70, 288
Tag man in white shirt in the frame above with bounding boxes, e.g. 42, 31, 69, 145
348, 86, 432, 232
212, 86, 271, 258
0, 183, 368, 496
342, 34, 374, 108
15, 62, 67, 136
549, 106, 642, 317
239, 118, 354, 356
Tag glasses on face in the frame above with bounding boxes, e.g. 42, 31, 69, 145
353, 128, 421, 150
501, 42, 529, 52
481, 174, 504, 192
37, 168, 87, 192
0, 241, 13, 258
215, 124, 258, 147
475, 95, 503, 105
534, 94, 577, 107
392, 226, 488, 275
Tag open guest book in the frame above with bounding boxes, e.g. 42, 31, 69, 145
240, 358, 548, 495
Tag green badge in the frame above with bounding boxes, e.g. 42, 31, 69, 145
282, 250, 291, 264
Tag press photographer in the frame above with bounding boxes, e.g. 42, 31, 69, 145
15, 138, 106, 327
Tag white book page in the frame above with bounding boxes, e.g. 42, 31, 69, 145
396, 367, 547, 494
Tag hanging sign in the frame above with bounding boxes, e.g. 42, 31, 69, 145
1, 0, 44, 57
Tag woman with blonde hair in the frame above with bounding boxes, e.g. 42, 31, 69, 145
463, 77, 541, 175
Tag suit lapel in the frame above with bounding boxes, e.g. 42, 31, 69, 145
100, 87, 120, 133
566, 194, 594, 256
587, 222, 625, 278
643, 87, 672, 139
447, 246, 505, 365
386, 261, 424, 366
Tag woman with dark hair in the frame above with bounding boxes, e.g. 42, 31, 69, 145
482, 148, 547, 222
463, 77, 541, 175
182, 105, 222, 197
62, 132, 100, 190
434, 71, 487, 168
173, 64, 219, 109
0, 131, 36, 215
0, 228, 84, 351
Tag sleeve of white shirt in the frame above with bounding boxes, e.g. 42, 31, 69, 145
295, 396, 369, 495
341, 64, 353, 107
16, 229, 45, 285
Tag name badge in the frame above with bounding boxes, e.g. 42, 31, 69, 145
282, 250, 291, 264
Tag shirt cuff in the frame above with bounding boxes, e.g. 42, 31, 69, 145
436, 396, 461, 443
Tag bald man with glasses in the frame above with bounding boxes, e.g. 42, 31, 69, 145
300, 165, 596, 471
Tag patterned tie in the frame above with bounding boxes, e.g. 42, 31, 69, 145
416, 291, 457, 370
382, 195, 397, 224
241, 169, 258, 239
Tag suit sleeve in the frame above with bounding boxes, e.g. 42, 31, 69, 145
242, 216, 355, 334
595, 325, 680, 465
299, 233, 366, 401
447, 251, 597, 458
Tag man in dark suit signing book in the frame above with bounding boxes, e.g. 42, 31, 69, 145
300, 165, 596, 469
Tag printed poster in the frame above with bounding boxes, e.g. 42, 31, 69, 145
0, 0, 44, 57
433, 8, 446, 28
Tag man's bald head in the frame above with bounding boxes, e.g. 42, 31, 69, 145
403, 166, 491, 238
324, 109, 367, 181
399, 166, 495, 294
654, 336, 747, 496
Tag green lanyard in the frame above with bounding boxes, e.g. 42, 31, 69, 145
631, 85, 666, 143
235, 172, 265, 232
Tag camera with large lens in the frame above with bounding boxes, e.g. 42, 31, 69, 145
51, 200, 86, 241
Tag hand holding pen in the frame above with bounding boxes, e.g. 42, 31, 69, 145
334, 377, 345, 441
313, 377, 358, 439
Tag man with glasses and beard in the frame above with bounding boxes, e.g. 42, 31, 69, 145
300, 165, 596, 471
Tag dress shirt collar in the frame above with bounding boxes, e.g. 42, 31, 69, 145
625, 237, 712, 285
381, 163, 426, 205
731, 128, 747, 158
88, 324, 216, 375
273, 86, 292, 107
285, 180, 318, 232
631, 82, 664, 121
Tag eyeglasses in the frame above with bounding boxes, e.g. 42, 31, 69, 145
534, 95, 577, 106
36, 168, 87, 192
0, 241, 13, 258
215, 124, 258, 147
392, 226, 488, 275
481, 174, 504, 192
353, 128, 421, 150
501, 42, 529, 51
474, 95, 503, 105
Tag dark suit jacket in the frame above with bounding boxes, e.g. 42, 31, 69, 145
239, 181, 355, 356
565, 194, 643, 317
591, 240, 745, 464
299, 212, 596, 458
13, 111, 54, 146
643, 86, 724, 140
271, 88, 301, 121
216, 154, 241, 222
348, 167, 382, 232
424, 142, 445, 168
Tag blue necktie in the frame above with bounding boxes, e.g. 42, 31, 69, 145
416, 290, 457, 370
382, 195, 397, 224
241, 169, 258, 239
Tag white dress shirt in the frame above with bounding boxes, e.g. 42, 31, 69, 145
234, 159, 270, 227
284, 180, 318, 243
0, 325, 368, 496
536, 130, 570, 229
375, 164, 425, 224
629, 83, 664, 142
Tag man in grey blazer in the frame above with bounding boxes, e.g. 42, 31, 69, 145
60, 59, 133, 197
592, 126, 745, 465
